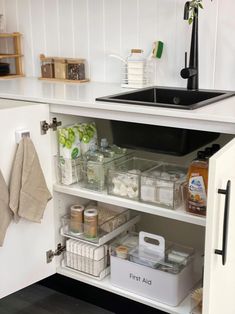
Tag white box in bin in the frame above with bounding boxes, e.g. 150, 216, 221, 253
110, 232, 201, 307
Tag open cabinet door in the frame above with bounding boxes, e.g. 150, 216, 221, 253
203, 139, 235, 314
0, 101, 56, 299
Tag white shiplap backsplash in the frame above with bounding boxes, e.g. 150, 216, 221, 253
0, 0, 234, 90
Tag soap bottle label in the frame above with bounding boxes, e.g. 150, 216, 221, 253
188, 175, 207, 213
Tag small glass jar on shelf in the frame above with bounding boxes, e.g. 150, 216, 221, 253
40, 55, 54, 78
67, 58, 86, 81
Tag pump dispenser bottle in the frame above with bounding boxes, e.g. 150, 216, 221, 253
186, 151, 208, 216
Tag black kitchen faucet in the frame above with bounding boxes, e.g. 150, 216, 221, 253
180, 1, 199, 90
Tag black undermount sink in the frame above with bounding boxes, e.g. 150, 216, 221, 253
96, 86, 235, 110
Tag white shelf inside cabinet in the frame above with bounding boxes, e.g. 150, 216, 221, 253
57, 266, 193, 314
53, 183, 206, 227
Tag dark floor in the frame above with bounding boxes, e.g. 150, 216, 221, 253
0, 284, 113, 314
0, 274, 166, 314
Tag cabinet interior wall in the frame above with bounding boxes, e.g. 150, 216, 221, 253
137, 214, 205, 252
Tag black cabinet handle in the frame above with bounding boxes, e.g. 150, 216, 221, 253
215, 180, 231, 266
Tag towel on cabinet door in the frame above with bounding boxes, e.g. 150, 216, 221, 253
9, 137, 52, 223
0, 170, 13, 246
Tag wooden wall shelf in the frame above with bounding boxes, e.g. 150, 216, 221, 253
0, 54, 23, 59
39, 77, 89, 84
0, 32, 24, 78
0, 32, 22, 38
0, 74, 24, 80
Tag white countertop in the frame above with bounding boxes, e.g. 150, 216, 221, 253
0, 77, 235, 134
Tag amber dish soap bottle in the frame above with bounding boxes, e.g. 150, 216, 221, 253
187, 151, 208, 216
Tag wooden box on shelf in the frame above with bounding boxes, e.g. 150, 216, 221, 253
0, 32, 24, 79
39, 54, 89, 83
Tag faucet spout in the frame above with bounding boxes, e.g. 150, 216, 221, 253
181, 2, 199, 90
183, 1, 190, 20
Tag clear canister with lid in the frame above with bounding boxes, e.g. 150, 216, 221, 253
67, 59, 86, 80
54, 58, 67, 79
84, 208, 98, 238
70, 204, 84, 234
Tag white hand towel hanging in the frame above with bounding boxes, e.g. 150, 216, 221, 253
9, 137, 52, 223
0, 170, 12, 246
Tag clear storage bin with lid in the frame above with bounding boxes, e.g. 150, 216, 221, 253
107, 157, 161, 201
82, 143, 131, 191
140, 163, 187, 209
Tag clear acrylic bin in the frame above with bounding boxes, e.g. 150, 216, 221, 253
110, 232, 139, 259
82, 151, 132, 191
64, 252, 109, 278
107, 157, 161, 200
97, 204, 130, 233
140, 163, 187, 209
82, 157, 113, 191
60, 206, 140, 246
154, 243, 195, 274
54, 155, 83, 186
63, 238, 110, 280
127, 233, 195, 273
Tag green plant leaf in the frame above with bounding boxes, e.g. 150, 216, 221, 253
189, 17, 193, 24
188, 0, 204, 24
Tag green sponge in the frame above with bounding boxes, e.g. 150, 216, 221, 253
153, 41, 164, 59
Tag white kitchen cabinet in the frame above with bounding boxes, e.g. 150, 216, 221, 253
0, 81, 234, 314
